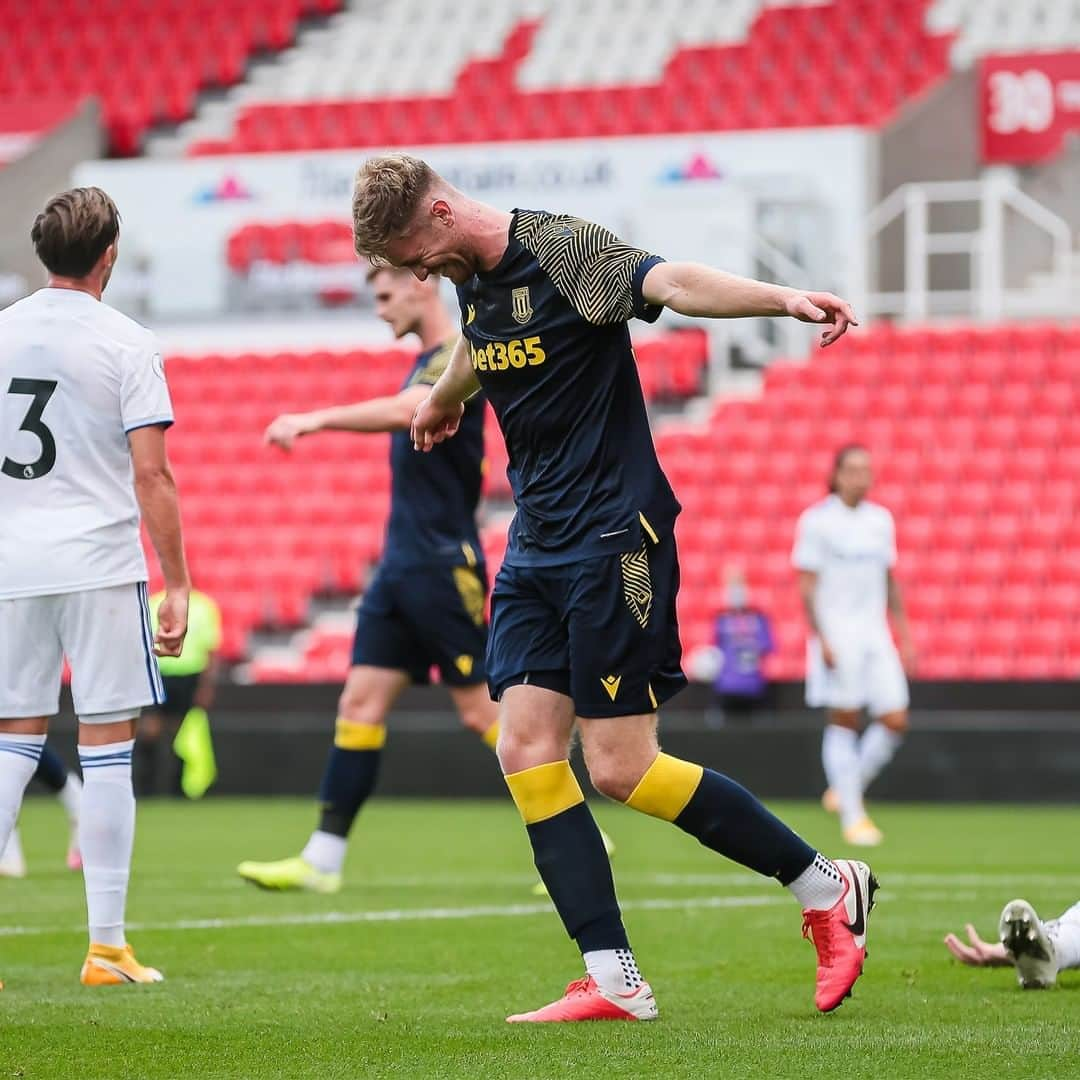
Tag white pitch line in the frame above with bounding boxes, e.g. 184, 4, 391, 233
0, 894, 788, 939
643, 872, 1080, 888
217, 871, 1080, 890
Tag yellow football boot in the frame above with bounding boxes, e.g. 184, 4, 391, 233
237, 855, 342, 894
81, 944, 163, 986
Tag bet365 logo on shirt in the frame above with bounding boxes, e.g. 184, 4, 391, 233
469, 336, 546, 372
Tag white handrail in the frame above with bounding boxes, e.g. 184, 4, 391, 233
865, 176, 1076, 322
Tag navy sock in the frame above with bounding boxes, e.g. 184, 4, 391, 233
316, 746, 382, 838
35, 745, 69, 793
528, 802, 629, 953
675, 768, 816, 884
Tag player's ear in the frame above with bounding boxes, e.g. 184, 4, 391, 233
430, 199, 454, 228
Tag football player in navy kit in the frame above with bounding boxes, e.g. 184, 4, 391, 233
352, 152, 870, 1022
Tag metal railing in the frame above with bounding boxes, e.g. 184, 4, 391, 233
865, 176, 1074, 321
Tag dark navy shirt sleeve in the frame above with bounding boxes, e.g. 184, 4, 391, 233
631, 255, 666, 324
515, 212, 664, 326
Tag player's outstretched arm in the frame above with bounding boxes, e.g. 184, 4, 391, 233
641, 262, 857, 347
265, 387, 431, 449
411, 337, 478, 452
130, 425, 189, 657
944, 924, 1011, 967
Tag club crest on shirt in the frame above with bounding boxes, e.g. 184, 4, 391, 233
511, 286, 533, 325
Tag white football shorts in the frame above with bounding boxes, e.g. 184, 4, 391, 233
0, 582, 165, 719
805, 631, 909, 716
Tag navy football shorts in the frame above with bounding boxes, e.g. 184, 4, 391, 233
487, 532, 687, 718
351, 561, 489, 687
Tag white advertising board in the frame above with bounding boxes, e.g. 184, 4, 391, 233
73, 128, 873, 319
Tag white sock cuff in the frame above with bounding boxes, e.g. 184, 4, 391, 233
0, 731, 47, 766
79, 740, 135, 776
302, 830, 348, 876
584, 947, 644, 993
788, 852, 845, 911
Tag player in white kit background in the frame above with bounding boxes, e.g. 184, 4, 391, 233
792, 445, 915, 847
0, 187, 189, 986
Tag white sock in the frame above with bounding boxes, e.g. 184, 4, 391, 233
858, 722, 903, 790
0, 825, 25, 871
583, 947, 644, 994
822, 725, 865, 829
787, 852, 845, 910
302, 830, 347, 875
78, 740, 136, 948
0, 732, 45, 855
1047, 902, 1080, 970
58, 772, 83, 823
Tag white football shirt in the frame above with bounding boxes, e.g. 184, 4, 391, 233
0, 288, 173, 599
791, 494, 897, 640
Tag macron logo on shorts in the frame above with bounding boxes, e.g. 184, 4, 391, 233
600, 674, 622, 702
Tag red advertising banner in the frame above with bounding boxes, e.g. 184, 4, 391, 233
0, 98, 81, 167
981, 52, 1080, 165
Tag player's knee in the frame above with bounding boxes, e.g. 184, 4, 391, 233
496, 726, 564, 776
828, 710, 861, 731
456, 703, 489, 736
336, 688, 384, 729
585, 756, 645, 804
880, 710, 909, 733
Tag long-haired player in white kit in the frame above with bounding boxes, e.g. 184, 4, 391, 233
0, 188, 189, 986
792, 445, 915, 847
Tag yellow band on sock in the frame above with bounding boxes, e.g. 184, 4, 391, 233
625, 752, 703, 822
333, 718, 387, 751
505, 760, 584, 825
480, 720, 500, 750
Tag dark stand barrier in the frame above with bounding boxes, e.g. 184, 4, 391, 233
46, 682, 1080, 801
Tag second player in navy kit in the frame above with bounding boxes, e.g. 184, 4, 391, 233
351, 337, 489, 688
237, 266, 498, 895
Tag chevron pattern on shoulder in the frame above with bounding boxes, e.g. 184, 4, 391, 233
515, 210, 651, 326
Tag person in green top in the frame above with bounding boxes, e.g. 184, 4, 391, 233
140, 589, 222, 796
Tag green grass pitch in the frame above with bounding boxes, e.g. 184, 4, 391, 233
1, 797, 1077, 1079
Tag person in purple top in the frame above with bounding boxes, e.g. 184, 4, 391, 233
713, 568, 774, 712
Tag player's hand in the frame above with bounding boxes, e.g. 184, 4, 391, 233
264, 413, 315, 451
154, 587, 189, 658
820, 639, 837, 669
783, 291, 858, 347
411, 394, 464, 452
944, 924, 1011, 967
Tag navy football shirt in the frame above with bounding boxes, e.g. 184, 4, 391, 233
456, 210, 680, 567
383, 340, 485, 568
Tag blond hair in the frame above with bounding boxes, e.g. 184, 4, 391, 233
32, 187, 120, 278
352, 153, 437, 264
